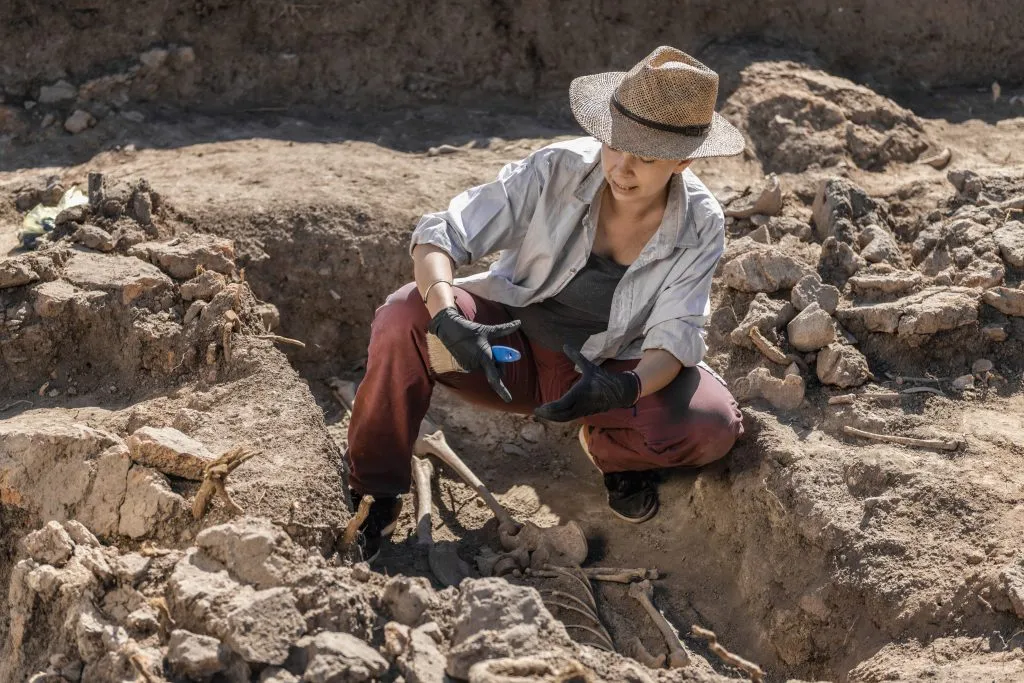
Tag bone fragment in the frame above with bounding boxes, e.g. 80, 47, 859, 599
191, 446, 256, 519
629, 637, 666, 669
691, 625, 764, 682
254, 333, 306, 348
340, 494, 374, 552
900, 386, 944, 396
919, 147, 951, 170
748, 327, 788, 365
628, 580, 690, 668
828, 392, 901, 405
842, 425, 961, 452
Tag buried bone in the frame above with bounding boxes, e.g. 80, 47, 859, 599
628, 580, 691, 669
412, 456, 471, 587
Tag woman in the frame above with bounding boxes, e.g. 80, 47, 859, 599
346, 46, 745, 561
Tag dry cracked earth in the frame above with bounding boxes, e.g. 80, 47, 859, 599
2, 57, 1024, 683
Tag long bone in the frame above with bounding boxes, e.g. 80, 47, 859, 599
412, 456, 470, 587
627, 580, 691, 669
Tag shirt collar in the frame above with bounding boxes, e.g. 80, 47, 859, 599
574, 164, 699, 256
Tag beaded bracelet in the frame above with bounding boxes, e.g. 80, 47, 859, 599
421, 279, 453, 304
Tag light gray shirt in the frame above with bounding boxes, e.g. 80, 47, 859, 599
409, 136, 725, 366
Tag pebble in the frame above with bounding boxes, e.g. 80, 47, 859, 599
972, 359, 994, 374
64, 109, 95, 134
952, 374, 975, 391
966, 550, 985, 565
518, 421, 545, 443
981, 324, 1008, 342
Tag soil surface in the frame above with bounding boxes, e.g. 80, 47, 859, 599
2, 44, 1024, 683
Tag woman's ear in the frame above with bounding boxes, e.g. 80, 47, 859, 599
674, 159, 694, 173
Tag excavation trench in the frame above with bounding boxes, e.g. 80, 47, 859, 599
216, 207, 938, 682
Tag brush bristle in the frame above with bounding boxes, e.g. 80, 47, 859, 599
426, 333, 466, 374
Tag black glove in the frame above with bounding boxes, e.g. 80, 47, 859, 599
428, 307, 521, 403
534, 345, 641, 422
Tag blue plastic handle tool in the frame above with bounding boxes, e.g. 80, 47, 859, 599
492, 346, 522, 363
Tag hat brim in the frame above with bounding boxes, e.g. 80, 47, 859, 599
570, 71, 746, 161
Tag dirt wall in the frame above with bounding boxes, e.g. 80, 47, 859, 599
1, 0, 1021, 113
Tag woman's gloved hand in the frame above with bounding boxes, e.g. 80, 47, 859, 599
535, 345, 641, 421
428, 307, 521, 403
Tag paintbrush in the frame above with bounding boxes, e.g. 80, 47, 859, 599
425, 333, 521, 374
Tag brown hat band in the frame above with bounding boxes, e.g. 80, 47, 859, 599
611, 94, 712, 137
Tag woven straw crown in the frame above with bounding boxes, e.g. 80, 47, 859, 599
570, 46, 745, 160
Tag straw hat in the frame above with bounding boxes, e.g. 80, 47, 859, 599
570, 46, 745, 160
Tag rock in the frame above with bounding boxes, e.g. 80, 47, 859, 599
722, 244, 814, 292
117, 466, 187, 539
300, 632, 388, 683
20, 521, 75, 566
734, 367, 805, 411
770, 216, 814, 242
167, 629, 226, 679
787, 303, 837, 351
983, 287, 1024, 316
31, 281, 83, 318
791, 274, 840, 314
816, 343, 871, 388
78, 445, 133, 538
725, 173, 783, 218
982, 324, 1008, 342
168, 549, 246, 636
730, 293, 796, 349
0, 258, 39, 289
384, 576, 434, 626
836, 287, 980, 340
848, 271, 923, 295
819, 237, 866, 280
140, 48, 170, 70
72, 224, 116, 252
256, 302, 280, 332
63, 252, 172, 305
385, 622, 446, 683
129, 235, 235, 279
993, 222, 1024, 267
64, 109, 96, 134
63, 520, 100, 547
39, 79, 78, 104
131, 190, 153, 225
972, 359, 994, 374
126, 426, 216, 480
260, 668, 300, 683
813, 178, 858, 241
952, 374, 975, 391
518, 421, 545, 444
172, 46, 197, 68
113, 553, 152, 585
0, 414, 123, 532
1001, 562, 1024, 619
955, 258, 1005, 288
447, 578, 574, 679
181, 270, 228, 301
748, 224, 771, 243
859, 225, 903, 265
223, 587, 305, 665
196, 517, 308, 589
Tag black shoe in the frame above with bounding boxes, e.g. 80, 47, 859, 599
603, 471, 659, 523
350, 491, 402, 563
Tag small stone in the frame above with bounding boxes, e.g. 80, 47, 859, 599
223, 588, 306, 665
518, 421, 545, 443
351, 562, 372, 582
39, 79, 78, 104
982, 324, 1008, 342
787, 303, 837, 352
63, 520, 100, 547
972, 359, 994, 374
816, 343, 871, 388
21, 520, 75, 566
127, 426, 217, 480
259, 668, 299, 683
383, 576, 433, 626
167, 629, 225, 679
64, 109, 96, 134
302, 632, 389, 683
723, 245, 813, 292
952, 374, 975, 391
72, 224, 116, 252
734, 367, 804, 411
139, 48, 170, 70
730, 292, 796, 349
784, 362, 801, 377
791, 274, 840, 314
0, 258, 39, 289
748, 224, 771, 243
966, 550, 985, 565
983, 287, 1024, 317
40, 113, 55, 129
725, 173, 783, 218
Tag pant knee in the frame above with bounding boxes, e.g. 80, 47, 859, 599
371, 283, 428, 342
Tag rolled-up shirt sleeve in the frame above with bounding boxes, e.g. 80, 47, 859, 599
409, 150, 547, 267
640, 214, 725, 367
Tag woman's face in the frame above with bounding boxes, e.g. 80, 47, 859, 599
600, 143, 692, 204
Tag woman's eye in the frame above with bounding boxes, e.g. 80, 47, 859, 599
640, 158, 656, 164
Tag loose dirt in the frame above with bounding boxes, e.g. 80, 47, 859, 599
2, 48, 1024, 683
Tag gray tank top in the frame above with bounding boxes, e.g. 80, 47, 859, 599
507, 251, 628, 352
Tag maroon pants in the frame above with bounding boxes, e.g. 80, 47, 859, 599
346, 283, 744, 495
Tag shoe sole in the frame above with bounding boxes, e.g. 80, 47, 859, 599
580, 427, 659, 523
